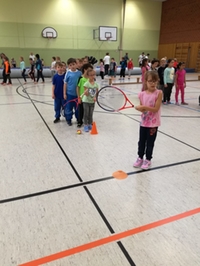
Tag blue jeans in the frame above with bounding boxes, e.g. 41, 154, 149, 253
64, 94, 78, 122
54, 98, 63, 118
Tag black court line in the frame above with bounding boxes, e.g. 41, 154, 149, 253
1, 157, 200, 204
16, 81, 136, 266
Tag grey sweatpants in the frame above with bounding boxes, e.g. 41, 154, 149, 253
83, 102, 95, 125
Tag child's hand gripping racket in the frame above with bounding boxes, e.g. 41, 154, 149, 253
96, 85, 134, 112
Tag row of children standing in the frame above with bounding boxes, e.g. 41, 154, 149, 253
141, 58, 188, 105
52, 58, 98, 132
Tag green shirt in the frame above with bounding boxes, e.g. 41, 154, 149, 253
77, 76, 88, 97
82, 80, 99, 103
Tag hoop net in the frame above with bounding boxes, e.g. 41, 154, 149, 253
106, 37, 111, 43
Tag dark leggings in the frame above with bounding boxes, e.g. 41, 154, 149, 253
37, 70, 44, 82
3, 74, 12, 84
120, 68, 125, 78
138, 126, 158, 160
163, 83, 174, 102
22, 69, 26, 82
100, 71, 104, 79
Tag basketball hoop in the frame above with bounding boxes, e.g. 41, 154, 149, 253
106, 37, 111, 43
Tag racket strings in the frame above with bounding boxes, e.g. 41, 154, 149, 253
97, 87, 126, 111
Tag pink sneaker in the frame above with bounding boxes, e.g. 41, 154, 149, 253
141, 159, 151, 170
133, 157, 143, 168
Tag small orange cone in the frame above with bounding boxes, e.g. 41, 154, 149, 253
112, 170, 128, 180
90, 122, 98, 135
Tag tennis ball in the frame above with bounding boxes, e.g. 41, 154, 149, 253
77, 130, 82, 134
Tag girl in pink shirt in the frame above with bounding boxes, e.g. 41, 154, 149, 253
175, 62, 188, 105
141, 58, 150, 91
133, 71, 162, 170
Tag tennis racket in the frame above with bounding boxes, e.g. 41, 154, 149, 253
61, 97, 79, 117
96, 85, 134, 112
61, 91, 87, 117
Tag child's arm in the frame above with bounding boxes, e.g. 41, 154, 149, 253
175, 72, 178, 87
184, 71, 186, 88
136, 91, 162, 113
52, 85, 55, 99
63, 83, 67, 100
84, 86, 89, 96
164, 69, 167, 87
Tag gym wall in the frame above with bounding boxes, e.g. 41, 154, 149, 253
0, 0, 162, 66
158, 0, 200, 70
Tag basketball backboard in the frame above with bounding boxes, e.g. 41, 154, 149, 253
42, 27, 57, 38
99, 26, 117, 41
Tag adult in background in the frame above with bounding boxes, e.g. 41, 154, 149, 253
138, 52, 145, 67
29, 52, 35, 62
103, 52, 110, 76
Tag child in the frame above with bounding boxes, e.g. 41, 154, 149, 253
163, 59, 175, 104
99, 59, 104, 80
158, 58, 166, 95
2, 57, 12, 85
63, 58, 82, 126
133, 71, 162, 170
52, 62, 65, 123
109, 58, 116, 82
50, 57, 56, 80
11, 58, 16, 68
127, 58, 134, 79
150, 59, 159, 71
175, 62, 188, 105
20, 56, 27, 84
119, 57, 127, 80
35, 54, 45, 83
141, 58, 150, 91
76, 63, 93, 128
76, 58, 83, 71
62, 61, 67, 75
82, 69, 99, 132
28, 58, 35, 82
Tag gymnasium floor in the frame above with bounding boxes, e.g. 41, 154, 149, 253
1, 73, 200, 266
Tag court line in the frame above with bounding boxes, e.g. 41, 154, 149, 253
19, 207, 200, 266
1, 157, 200, 204
17, 81, 136, 266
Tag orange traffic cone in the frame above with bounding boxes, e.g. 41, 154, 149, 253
90, 122, 98, 135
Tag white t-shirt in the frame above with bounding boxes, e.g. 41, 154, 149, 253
29, 54, 35, 61
104, 55, 110, 65
51, 61, 56, 70
138, 54, 144, 63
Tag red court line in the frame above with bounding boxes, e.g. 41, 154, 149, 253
19, 207, 200, 266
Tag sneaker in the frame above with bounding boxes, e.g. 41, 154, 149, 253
167, 101, 171, 104
88, 124, 92, 130
54, 118, 60, 123
84, 125, 89, 132
77, 123, 82, 128
141, 159, 151, 170
175, 102, 180, 105
181, 102, 188, 105
163, 102, 167, 105
67, 120, 72, 126
133, 157, 143, 168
